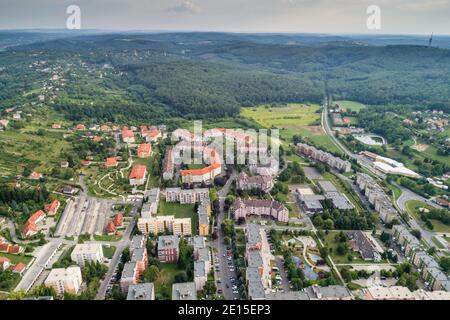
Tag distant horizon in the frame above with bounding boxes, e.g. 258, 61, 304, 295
1, 1, 449, 35
0, 28, 449, 37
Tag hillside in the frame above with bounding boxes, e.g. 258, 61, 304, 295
1, 32, 450, 121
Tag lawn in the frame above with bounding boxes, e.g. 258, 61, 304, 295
102, 245, 117, 259
240, 104, 340, 153
93, 234, 122, 242
405, 200, 450, 233
335, 101, 366, 112
159, 201, 198, 235
323, 231, 361, 264
0, 252, 33, 265
154, 263, 180, 299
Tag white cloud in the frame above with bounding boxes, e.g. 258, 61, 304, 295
164, 1, 201, 14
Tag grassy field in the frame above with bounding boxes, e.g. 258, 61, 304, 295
240, 104, 339, 153
405, 200, 450, 233
159, 201, 198, 235
0, 252, 33, 265
335, 101, 367, 112
0, 128, 72, 176
322, 231, 388, 264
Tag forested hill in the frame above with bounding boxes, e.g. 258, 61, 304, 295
1, 32, 450, 121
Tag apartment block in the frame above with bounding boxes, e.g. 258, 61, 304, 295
157, 235, 180, 263
296, 143, 351, 173
44, 266, 82, 296
233, 198, 289, 223
137, 215, 192, 236
70, 243, 104, 267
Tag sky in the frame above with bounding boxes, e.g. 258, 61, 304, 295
1, 0, 450, 35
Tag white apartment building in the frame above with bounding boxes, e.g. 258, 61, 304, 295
70, 243, 104, 267
44, 266, 82, 296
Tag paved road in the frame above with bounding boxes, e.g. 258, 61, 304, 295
213, 170, 239, 300
274, 256, 290, 291
395, 182, 443, 248
322, 103, 386, 180
95, 217, 136, 300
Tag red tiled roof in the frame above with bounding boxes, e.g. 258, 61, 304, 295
0, 257, 10, 263
75, 124, 85, 130
122, 128, 134, 139
44, 200, 60, 214
81, 160, 91, 166
129, 164, 147, 180
29, 172, 42, 180
106, 221, 116, 234
8, 245, 22, 254
137, 143, 152, 157
113, 213, 123, 226
148, 127, 160, 138
29, 210, 45, 223
23, 220, 38, 236
105, 157, 118, 167
0, 242, 10, 252
13, 262, 26, 273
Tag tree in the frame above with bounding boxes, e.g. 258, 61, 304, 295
204, 281, 217, 295
439, 257, 450, 273
142, 265, 159, 282
174, 271, 188, 283
336, 242, 348, 256
410, 229, 421, 240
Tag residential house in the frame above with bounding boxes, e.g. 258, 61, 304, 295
137, 143, 152, 158
44, 200, 60, 216
129, 164, 147, 186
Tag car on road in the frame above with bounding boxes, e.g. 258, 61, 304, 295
217, 289, 223, 294
232, 290, 239, 294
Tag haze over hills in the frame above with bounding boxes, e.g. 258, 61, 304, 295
1, 31, 450, 121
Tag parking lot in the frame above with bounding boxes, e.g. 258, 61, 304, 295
55, 195, 114, 238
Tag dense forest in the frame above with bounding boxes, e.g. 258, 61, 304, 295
1, 32, 450, 121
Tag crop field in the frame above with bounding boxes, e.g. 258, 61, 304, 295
241, 104, 339, 152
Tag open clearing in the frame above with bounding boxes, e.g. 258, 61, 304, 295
335, 100, 366, 112
241, 104, 339, 153
405, 200, 450, 233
